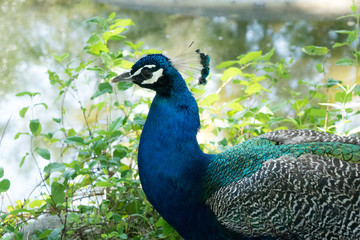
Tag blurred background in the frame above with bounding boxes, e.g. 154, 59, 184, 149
0, 0, 358, 209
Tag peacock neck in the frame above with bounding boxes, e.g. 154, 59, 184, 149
138, 86, 207, 177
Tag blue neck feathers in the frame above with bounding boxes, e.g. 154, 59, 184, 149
137, 69, 236, 239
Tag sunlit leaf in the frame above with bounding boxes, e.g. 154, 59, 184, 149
239, 51, 262, 65
332, 42, 350, 48
96, 181, 112, 188
336, 58, 354, 66
52, 53, 69, 63
110, 19, 135, 30
16, 92, 40, 98
87, 16, 108, 30
29, 199, 45, 208
302, 46, 328, 56
102, 27, 126, 41
215, 60, 237, 69
19, 107, 28, 118
315, 63, 323, 73
221, 67, 242, 81
108, 12, 116, 20
259, 48, 275, 61
199, 93, 219, 106
227, 102, 244, 111
245, 82, 263, 95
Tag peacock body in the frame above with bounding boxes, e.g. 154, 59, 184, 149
113, 52, 360, 240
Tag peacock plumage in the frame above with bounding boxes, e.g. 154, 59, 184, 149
113, 51, 360, 240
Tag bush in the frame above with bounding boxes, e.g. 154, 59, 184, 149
1, 4, 360, 239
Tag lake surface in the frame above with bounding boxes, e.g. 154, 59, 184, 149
0, 0, 357, 209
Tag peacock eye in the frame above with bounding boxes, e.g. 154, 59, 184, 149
141, 68, 153, 79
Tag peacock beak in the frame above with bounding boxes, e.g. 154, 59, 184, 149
112, 71, 133, 83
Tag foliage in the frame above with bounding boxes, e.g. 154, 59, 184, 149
1, 3, 360, 240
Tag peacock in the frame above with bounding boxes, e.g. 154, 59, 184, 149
112, 50, 360, 240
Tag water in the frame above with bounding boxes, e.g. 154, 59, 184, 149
0, 0, 357, 210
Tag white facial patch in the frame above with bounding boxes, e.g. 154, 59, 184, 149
143, 68, 164, 84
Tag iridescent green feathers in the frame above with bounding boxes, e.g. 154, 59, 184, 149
204, 130, 360, 197
205, 129, 360, 238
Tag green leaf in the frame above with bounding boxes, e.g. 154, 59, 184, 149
259, 48, 275, 61
14, 132, 29, 140
29, 199, 45, 208
245, 82, 263, 95
119, 233, 128, 239
335, 58, 354, 66
108, 12, 116, 20
326, 78, 342, 87
199, 93, 219, 106
44, 163, 66, 174
0, 167, 3, 178
302, 46, 328, 56
309, 108, 326, 117
117, 81, 133, 90
95, 181, 112, 187
36, 148, 51, 160
34, 103, 48, 110
156, 217, 177, 237
140, 49, 163, 55
64, 136, 85, 145
125, 41, 143, 50
215, 60, 237, 69
19, 107, 29, 118
103, 27, 126, 41
53, 118, 61, 123
51, 182, 66, 204
29, 119, 41, 135
48, 227, 62, 240
19, 153, 29, 167
315, 63, 323, 73
87, 16, 108, 30
10, 208, 35, 215
220, 67, 242, 81
91, 82, 113, 99
0, 179, 10, 192
16, 91, 40, 98
332, 42, 350, 48
238, 51, 262, 65
227, 102, 244, 111
38, 230, 52, 239
85, 41, 109, 55
337, 13, 358, 20
109, 117, 123, 133
133, 115, 145, 127
351, 4, 357, 13
110, 19, 135, 30
52, 53, 69, 64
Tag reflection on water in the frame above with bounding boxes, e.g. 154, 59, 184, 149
0, 0, 356, 208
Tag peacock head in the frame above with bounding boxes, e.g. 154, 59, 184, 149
112, 50, 210, 96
